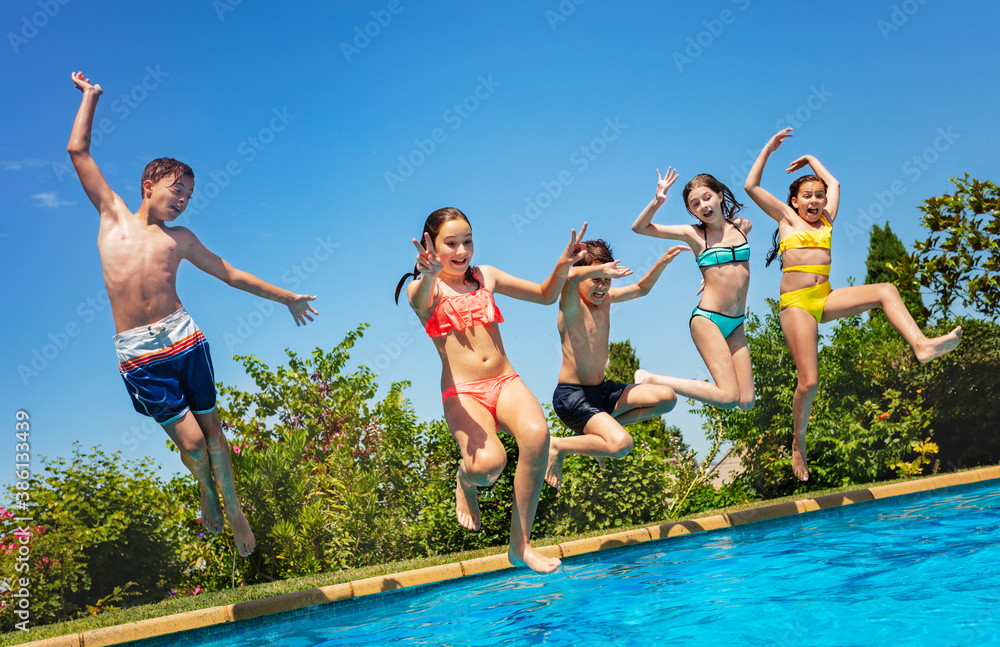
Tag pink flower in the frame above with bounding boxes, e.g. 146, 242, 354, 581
232, 445, 241, 454
192, 585, 202, 595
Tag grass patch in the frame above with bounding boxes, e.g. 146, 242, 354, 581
2, 467, 991, 647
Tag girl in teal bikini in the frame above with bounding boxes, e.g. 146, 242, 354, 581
745, 128, 963, 482
632, 168, 756, 411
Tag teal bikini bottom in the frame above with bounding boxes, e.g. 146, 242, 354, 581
690, 306, 746, 339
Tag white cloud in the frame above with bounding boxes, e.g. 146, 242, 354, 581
31, 192, 75, 208
2, 159, 48, 171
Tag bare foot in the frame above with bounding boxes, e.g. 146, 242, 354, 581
545, 445, 564, 490
455, 469, 481, 531
229, 509, 256, 556
199, 483, 225, 533
634, 369, 652, 384
791, 434, 809, 482
914, 326, 962, 363
508, 545, 561, 574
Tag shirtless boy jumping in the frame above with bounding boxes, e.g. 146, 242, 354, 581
546, 240, 686, 489
67, 71, 319, 556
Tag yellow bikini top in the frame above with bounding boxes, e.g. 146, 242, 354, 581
778, 215, 832, 254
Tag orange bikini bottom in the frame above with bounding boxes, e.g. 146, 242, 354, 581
442, 373, 520, 424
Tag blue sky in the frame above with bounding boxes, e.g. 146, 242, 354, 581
2, 0, 998, 484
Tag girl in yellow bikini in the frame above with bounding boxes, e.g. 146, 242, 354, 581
744, 128, 962, 482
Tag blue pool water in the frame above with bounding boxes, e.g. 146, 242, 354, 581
130, 481, 1000, 646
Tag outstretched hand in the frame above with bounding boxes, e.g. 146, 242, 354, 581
411, 232, 443, 277
598, 260, 633, 279
660, 245, 690, 265
655, 167, 679, 201
785, 155, 813, 174
288, 295, 319, 326
765, 127, 793, 153
71, 71, 102, 96
558, 222, 589, 267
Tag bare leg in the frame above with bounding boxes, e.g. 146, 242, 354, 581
547, 383, 675, 488
444, 396, 508, 532
192, 410, 255, 556
636, 317, 744, 408
496, 379, 561, 574
726, 326, 756, 410
547, 414, 633, 489
822, 283, 961, 362
779, 309, 820, 482
162, 412, 224, 534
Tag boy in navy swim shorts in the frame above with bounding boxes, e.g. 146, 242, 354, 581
546, 239, 685, 490
68, 71, 319, 556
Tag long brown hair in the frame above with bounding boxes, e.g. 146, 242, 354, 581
682, 174, 744, 221
394, 207, 482, 304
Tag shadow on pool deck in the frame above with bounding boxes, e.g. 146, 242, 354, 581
16, 465, 1000, 647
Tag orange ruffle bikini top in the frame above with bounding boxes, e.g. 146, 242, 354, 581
425, 287, 504, 337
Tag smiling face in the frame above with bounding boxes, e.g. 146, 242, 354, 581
433, 218, 474, 278
791, 180, 828, 222
144, 173, 194, 222
578, 271, 612, 306
686, 185, 723, 223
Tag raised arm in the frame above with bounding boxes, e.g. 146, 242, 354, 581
559, 261, 631, 316
566, 260, 632, 287
631, 168, 700, 244
406, 232, 443, 312
490, 223, 587, 304
744, 128, 794, 223
181, 229, 318, 326
632, 167, 690, 240
67, 72, 118, 216
786, 154, 841, 221
609, 245, 689, 303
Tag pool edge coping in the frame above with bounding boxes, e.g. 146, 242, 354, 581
21, 465, 1000, 647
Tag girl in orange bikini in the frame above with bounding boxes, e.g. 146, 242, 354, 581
395, 207, 586, 574
744, 128, 962, 482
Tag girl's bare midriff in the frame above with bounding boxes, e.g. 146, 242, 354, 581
698, 261, 750, 317
432, 322, 516, 390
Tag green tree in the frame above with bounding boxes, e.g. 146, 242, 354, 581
895, 175, 1000, 320
895, 316, 1000, 469
866, 221, 925, 326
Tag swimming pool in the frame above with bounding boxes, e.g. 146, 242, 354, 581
125, 480, 1000, 647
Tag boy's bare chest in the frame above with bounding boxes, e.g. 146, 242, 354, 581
98, 223, 182, 279
568, 305, 610, 340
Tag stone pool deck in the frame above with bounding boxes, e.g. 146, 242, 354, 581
22, 465, 1000, 647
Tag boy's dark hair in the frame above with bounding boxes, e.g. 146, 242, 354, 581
574, 239, 614, 267
140, 158, 194, 200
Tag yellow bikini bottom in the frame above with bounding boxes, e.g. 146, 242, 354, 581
779, 280, 832, 323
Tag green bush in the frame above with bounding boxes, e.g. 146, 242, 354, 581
0, 446, 198, 630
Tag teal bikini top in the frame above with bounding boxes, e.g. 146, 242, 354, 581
696, 223, 750, 268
